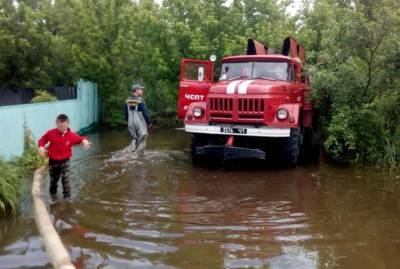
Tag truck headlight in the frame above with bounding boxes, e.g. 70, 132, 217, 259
193, 107, 203, 118
276, 109, 288, 120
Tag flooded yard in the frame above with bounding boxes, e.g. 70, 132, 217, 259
0, 129, 400, 269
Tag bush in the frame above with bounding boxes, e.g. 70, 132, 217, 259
0, 125, 45, 216
0, 158, 21, 216
31, 90, 58, 103
323, 106, 384, 165
374, 90, 400, 169
17, 125, 46, 170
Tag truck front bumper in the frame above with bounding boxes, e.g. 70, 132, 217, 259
195, 145, 266, 160
185, 124, 290, 137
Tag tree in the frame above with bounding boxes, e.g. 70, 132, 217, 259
298, 0, 400, 167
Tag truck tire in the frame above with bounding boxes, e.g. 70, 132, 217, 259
299, 127, 319, 163
282, 127, 302, 166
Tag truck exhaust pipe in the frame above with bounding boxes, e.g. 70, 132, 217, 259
297, 44, 305, 63
247, 37, 305, 63
282, 36, 306, 63
282, 36, 298, 57
247, 39, 269, 55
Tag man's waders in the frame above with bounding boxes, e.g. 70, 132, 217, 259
126, 99, 148, 152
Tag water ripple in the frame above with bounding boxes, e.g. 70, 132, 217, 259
84, 232, 177, 254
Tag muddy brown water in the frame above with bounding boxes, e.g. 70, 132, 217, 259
1, 129, 400, 269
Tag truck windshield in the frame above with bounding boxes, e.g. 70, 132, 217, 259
219, 61, 292, 81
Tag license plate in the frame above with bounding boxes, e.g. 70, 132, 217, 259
220, 127, 247, 134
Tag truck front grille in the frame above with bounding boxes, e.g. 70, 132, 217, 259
208, 97, 265, 120
238, 98, 264, 115
209, 97, 233, 112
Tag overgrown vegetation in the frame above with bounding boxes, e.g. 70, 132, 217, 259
31, 90, 58, 103
0, 158, 20, 215
0, 0, 399, 168
0, 126, 44, 216
297, 0, 400, 168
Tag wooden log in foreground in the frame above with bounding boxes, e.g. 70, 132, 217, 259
32, 166, 76, 269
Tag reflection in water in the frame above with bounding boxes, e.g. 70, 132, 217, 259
171, 168, 320, 269
0, 129, 399, 269
0, 199, 51, 269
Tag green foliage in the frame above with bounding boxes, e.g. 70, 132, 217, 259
31, 90, 58, 103
301, 0, 400, 167
0, 125, 44, 217
324, 107, 383, 164
0, 157, 20, 216
15, 124, 46, 170
374, 88, 400, 169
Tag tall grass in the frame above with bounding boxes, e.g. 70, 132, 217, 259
378, 137, 400, 171
0, 159, 21, 215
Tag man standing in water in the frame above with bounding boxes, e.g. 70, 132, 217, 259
38, 114, 91, 200
124, 84, 151, 153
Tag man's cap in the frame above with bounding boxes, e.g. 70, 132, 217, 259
131, 84, 145, 91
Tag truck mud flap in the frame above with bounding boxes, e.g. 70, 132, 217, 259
196, 145, 266, 160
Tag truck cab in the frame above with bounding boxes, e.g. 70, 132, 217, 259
177, 37, 313, 165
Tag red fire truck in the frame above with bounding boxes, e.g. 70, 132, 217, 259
177, 37, 313, 165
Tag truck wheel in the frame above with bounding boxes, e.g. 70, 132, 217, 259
282, 127, 302, 166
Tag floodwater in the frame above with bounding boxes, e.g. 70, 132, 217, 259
1, 129, 400, 269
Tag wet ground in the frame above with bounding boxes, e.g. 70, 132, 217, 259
1, 129, 400, 269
